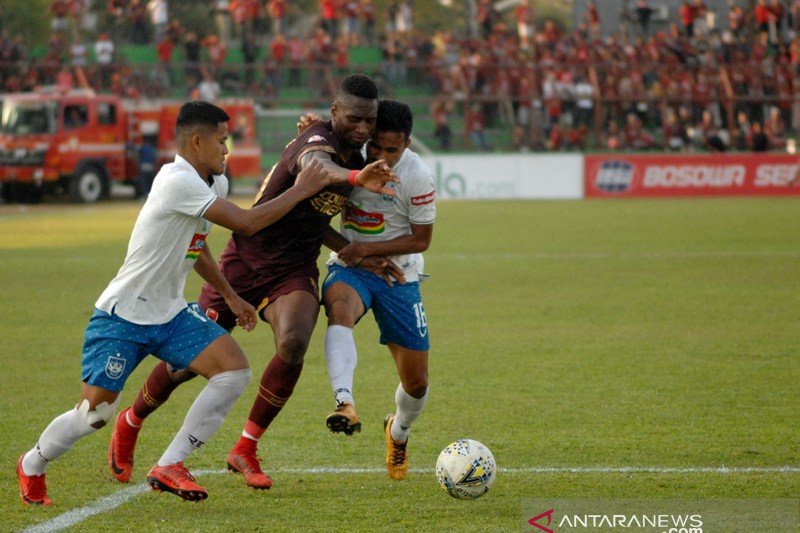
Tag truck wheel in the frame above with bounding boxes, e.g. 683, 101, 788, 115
70, 166, 108, 203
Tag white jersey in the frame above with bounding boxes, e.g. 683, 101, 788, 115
95, 155, 228, 324
331, 148, 436, 282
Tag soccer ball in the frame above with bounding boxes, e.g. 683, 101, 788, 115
435, 439, 496, 499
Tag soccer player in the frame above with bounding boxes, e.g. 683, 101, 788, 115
107, 74, 401, 490
322, 100, 435, 480
15, 101, 337, 505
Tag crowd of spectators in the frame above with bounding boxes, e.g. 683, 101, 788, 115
1, 1, 800, 153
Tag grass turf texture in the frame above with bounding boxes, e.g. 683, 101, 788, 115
1, 198, 798, 532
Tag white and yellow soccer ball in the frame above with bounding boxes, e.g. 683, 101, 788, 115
435, 439, 496, 499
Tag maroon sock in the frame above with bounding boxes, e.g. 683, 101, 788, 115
243, 354, 303, 439
131, 361, 181, 420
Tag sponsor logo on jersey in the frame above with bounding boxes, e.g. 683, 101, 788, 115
307, 134, 326, 143
343, 206, 385, 234
105, 354, 126, 380
310, 190, 347, 216
185, 233, 208, 260
411, 190, 436, 205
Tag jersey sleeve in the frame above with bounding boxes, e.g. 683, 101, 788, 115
405, 164, 436, 225
161, 168, 219, 218
289, 127, 338, 174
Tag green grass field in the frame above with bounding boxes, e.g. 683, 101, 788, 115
1, 198, 798, 532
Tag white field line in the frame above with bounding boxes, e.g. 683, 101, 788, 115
20, 466, 800, 533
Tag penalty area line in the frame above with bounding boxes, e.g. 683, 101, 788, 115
21, 466, 800, 532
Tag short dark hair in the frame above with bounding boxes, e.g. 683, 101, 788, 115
176, 101, 230, 135
337, 74, 379, 101
377, 100, 413, 139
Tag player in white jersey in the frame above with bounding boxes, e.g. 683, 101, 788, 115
321, 100, 436, 480
14, 101, 355, 505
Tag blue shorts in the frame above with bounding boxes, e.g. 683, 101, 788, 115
80, 303, 227, 392
322, 264, 429, 351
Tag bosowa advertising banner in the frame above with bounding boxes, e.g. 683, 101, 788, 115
585, 153, 800, 197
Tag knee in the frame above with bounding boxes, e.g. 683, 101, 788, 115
403, 375, 428, 399
276, 331, 311, 362
326, 300, 356, 327
210, 368, 252, 396
77, 397, 120, 430
167, 367, 199, 384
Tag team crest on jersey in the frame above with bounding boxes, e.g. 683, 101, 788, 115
307, 135, 326, 143
343, 206, 385, 234
185, 233, 208, 260
105, 354, 126, 380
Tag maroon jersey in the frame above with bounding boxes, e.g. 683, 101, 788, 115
226, 121, 362, 274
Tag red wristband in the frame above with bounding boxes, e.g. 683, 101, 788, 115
347, 169, 361, 187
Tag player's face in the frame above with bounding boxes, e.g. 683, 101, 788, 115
331, 95, 378, 150
366, 130, 410, 168
196, 122, 229, 177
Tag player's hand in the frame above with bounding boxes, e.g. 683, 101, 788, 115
294, 159, 331, 197
297, 113, 323, 135
358, 255, 406, 286
355, 159, 399, 196
226, 295, 257, 332
337, 241, 366, 267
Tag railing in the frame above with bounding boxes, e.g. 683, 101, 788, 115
3, 59, 797, 155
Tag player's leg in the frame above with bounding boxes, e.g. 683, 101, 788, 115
384, 345, 429, 480
146, 304, 251, 501
321, 265, 371, 435
108, 364, 197, 482
108, 283, 237, 482
372, 283, 430, 480
18, 384, 120, 506
227, 288, 319, 489
18, 308, 148, 505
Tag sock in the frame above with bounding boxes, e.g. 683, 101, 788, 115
391, 383, 428, 444
131, 361, 180, 421
239, 354, 302, 443
158, 368, 250, 466
22, 408, 96, 475
126, 409, 142, 428
325, 325, 357, 406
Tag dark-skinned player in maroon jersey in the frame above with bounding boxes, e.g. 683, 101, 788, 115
107, 74, 403, 489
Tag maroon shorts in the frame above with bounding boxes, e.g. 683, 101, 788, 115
198, 254, 320, 331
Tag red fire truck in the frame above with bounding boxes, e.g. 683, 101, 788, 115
0, 89, 262, 203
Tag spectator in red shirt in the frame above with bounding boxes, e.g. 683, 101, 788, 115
267, 0, 287, 36
320, 0, 338, 40
466, 102, 491, 150
515, 0, 532, 49
755, 0, 773, 45
156, 35, 174, 87
585, 1, 600, 39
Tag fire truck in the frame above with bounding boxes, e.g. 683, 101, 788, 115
0, 89, 262, 203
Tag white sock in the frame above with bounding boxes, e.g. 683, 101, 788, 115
158, 368, 250, 466
325, 325, 357, 406
22, 408, 96, 475
391, 383, 428, 444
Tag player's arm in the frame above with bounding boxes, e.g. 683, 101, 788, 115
193, 245, 256, 331
203, 159, 330, 236
299, 150, 398, 195
337, 223, 433, 267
